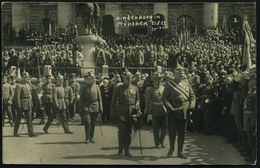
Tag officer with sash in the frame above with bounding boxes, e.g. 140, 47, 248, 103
162, 57, 196, 159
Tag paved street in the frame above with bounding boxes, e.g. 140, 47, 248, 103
3, 119, 248, 165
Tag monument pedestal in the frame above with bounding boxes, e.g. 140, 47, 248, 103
75, 34, 106, 76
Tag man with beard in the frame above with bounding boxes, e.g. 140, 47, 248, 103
162, 60, 196, 159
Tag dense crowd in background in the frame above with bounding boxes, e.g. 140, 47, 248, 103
2, 25, 256, 163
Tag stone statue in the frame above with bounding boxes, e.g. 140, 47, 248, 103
76, 2, 101, 35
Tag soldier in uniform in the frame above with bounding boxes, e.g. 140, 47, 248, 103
64, 79, 74, 121
69, 73, 80, 122
2, 76, 14, 126
110, 70, 141, 157
162, 63, 196, 159
199, 74, 218, 135
34, 78, 45, 124
10, 74, 17, 122
42, 74, 55, 126
145, 73, 167, 149
243, 70, 256, 163
80, 72, 103, 144
13, 72, 37, 137
43, 74, 73, 134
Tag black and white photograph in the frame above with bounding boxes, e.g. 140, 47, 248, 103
1, 1, 257, 165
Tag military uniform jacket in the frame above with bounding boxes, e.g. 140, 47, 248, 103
14, 83, 32, 111
3, 83, 14, 104
145, 86, 166, 116
80, 84, 103, 113
42, 83, 55, 104
110, 84, 140, 120
70, 81, 80, 100
162, 79, 195, 119
53, 85, 66, 110
64, 86, 74, 106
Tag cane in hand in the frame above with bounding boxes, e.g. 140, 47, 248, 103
138, 128, 143, 155
99, 112, 103, 136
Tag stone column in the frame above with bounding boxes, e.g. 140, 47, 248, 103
12, 3, 30, 33
58, 2, 73, 29
75, 35, 106, 76
153, 3, 168, 28
105, 3, 121, 34
203, 3, 218, 28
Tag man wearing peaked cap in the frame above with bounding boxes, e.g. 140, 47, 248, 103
110, 69, 141, 157
13, 71, 37, 137
42, 72, 56, 130
43, 74, 73, 134
162, 61, 196, 159
145, 72, 167, 149
80, 71, 103, 144
69, 72, 81, 122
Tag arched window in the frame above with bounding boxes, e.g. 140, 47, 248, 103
228, 15, 242, 33
152, 13, 166, 36
177, 15, 195, 34
102, 15, 115, 35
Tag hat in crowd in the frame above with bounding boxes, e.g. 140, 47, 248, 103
121, 69, 133, 78
151, 72, 163, 81
69, 73, 76, 79
56, 73, 64, 80
84, 71, 96, 79
21, 71, 29, 78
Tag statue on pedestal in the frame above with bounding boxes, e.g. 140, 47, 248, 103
76, 2, 101, 35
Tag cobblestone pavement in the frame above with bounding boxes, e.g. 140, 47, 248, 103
2, 119, 248, 165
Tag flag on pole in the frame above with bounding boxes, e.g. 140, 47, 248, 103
49, 23, 52, 36
242, 15, 255, 70
222, 15, 227, 32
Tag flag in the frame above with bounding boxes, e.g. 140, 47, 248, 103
49, 23, 52, 36
242, 16, 255, 70
222, 15, 227, 32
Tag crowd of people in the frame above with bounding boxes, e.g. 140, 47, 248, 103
2, 25, 256, 163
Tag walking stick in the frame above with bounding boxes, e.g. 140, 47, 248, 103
99, 113, 103, 136
138, 128, 143, 155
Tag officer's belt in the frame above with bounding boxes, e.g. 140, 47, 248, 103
152, 102, 163, 105
86, 100, 98, 104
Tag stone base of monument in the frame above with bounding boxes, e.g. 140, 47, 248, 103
75, 34, 107, 76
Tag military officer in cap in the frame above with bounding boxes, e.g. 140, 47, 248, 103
162, 62, 196, 158
42, 74, 55, 124
80, 72, 103, 144
2, 75, 14, 126
64, 79, 74, 121
13, 72, 37, 137
69, 73, 80, 121
145, 72, 167, 149
43, 74, 73, 134
110, 69, 141, 157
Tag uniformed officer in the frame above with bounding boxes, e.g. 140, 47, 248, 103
43, 74, 73, 134
162, 63, 196, 159
199, 74, 217, 135
110, 70, 141, 157
42, 74, 55, 125
80, 72, 103, 144
13, 72, 37, 137
69, 73, 80, 121
2, 76, 14, 126
64, 79, 74, 121
10, 74, 18, 122
145, 73, 167, 149
34, 78, 45, 124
